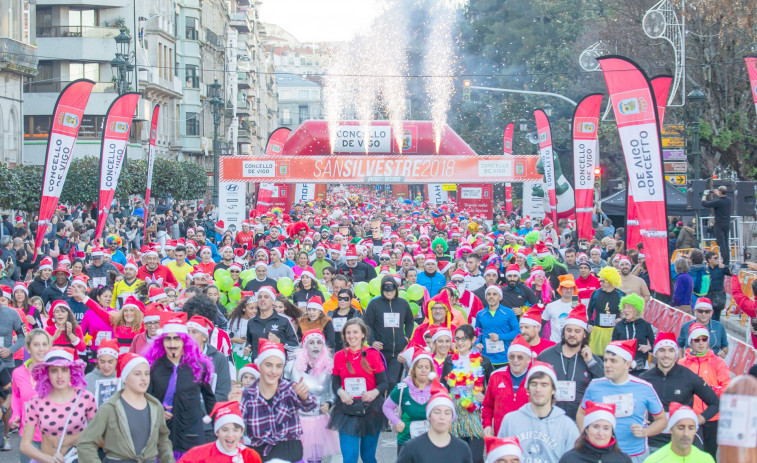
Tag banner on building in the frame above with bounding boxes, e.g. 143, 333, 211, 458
34, 79, 95, 257
456, 184, 493, 220
143, 105, 160, 238
599, 55, 670, 295
534, 109, 558, 225
219, 155, 542, 183
745, 56, 757, 115
428, 184, 449, 205
572, 93, 603, 241
94, 93, 141, 243
502, 122, 514, 155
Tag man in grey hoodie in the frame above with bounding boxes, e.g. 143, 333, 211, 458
498, 361, 580, 463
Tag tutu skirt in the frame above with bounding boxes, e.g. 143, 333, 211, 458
300, 414, 341, 460
589, 326, 613, 356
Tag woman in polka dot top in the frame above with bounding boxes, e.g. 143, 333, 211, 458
19, 346, 97, 463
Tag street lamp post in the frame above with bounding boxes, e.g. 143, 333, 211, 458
110, 29, 134, 95
209, 79, 224, 206
687, 85, 705, 179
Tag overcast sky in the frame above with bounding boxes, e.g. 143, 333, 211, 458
259, 0, 381, 42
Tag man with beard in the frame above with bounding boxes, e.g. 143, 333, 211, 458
137, 247, 178, 288
537, 304, 604, 420
497, 362, 580, 463
640, 332, 720, 453
500, 264, 538, 317
265, 224, 285, 249
464, 254, 486, 292
617, 255, 650, 302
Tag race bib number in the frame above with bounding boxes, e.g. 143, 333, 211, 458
118, 345, 130, 355
95, 378, 119, 406
556, 381, 576, 401
409, 420, 430, 438
599, 313, 616, 327
92, 277, 107, 288
94, 331, 112, 346
718, 395, 757, 447
485, 338, 505, 354
333, 317, 347, 332
603, 393, 635, 418
297, 302, 307, 309
344, 377, 367, 398
384, 312, 400, 328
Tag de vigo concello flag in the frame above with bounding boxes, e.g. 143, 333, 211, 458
94, 92, 141, 242
572, 94, 603, 242
534, 109, 558, 226
598, 56, 670, 295
745, 56, 757, 115
143, 105, 160, 238
626, 75, 673, 251
34, 79, 95, 257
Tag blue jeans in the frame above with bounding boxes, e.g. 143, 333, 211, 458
338, 431, 379, 463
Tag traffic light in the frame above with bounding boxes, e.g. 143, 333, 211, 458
593, 166, 602, 195
594, 167, 601, 176
462, 80, 471, 101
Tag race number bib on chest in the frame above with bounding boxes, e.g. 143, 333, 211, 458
409, 420, 430, 438
344, 377, 367, 398
599, 313, 616, 327
603, 393, 635, 418
485, 338, 505, 354
556, 381, 576, 401
333, 317, 347, 332
384, 312, 400, 328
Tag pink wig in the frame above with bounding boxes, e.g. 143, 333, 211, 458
31, 361, 87, 398
525, 270, 554, 304
144, 331, 215, 384
293, 341, 333, 377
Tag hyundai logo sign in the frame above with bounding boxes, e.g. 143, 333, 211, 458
226, 184, 239, 192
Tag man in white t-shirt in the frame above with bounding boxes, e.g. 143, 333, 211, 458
542, 274, 576, 343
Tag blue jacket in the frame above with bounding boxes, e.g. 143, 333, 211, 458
475, 304, 520, 365
416, 271, 446, 297
677, 319, 728, 354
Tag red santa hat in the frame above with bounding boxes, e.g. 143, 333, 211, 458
0, 285, 11, 300
429, 325, 452, 345
564, 303, 588, 330
484, 264, 499, 277
534, 242, 550, 258
582, 401, 617, 430
91, 247, 105, 258
53, 264, 70, 276
70, 275, 88, 290
406, 346, 436, 379
256, 286, 277, 300
116, 352, 149, 382
141, 246, 158, 259
215, 220, 225, 231
301, 328, 326, 347
425, 379, 456, 420
507, 335, 534, 357
39, 256, 54, 271
693, 297, 713, 312
484, 436, 523, 463
253, 261, 267, 269
12, 281, 27, 295
238, 363, 260, 381
306, 296, 324, 313
485, 284, 503, 298
228, 262, 243, 273
122, 295, 145, 313
667, 402, 699, 431
687, 323, 710, 345
299, 266, 317, 282
199, 246, 212, 256
209, 401, 244, 433
519, 305, 544, 328
159, 312, 188, 335
187, 315, 214, 338
149, 287, 167, 303
505, 263, 520, 278
424, 255, 437, 266
525, 360, 557, 388
144, 305, 163, 324
97, 338, 119, 359
124, 257, 139, 272
345, 244, 358, 259
57, 256, 71, 267
653, 331, 679, 356
473, 239, 488, 252
254, 339, 286, 366
220, 245, 233, 254
164, 240, 177, 251
605, 339, 637, 366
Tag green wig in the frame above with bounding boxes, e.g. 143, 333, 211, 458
525, 230, 540, 246
619, 292, 645, 314
431, 237, 448, 252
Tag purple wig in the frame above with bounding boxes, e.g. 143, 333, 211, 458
144, 331, 215, 384
526, 270, 554, 304
31, 360, 87, 398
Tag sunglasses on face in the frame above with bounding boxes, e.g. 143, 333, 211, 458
230, 270, 240, 273
452, 279, 464, 284
692, 337, 709, 343
338, 296, 351, 301
382, 285, 397, 292
695, 310, 712, 314
380, 257, 390, 261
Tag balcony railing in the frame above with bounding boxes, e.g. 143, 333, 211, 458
36, 26, 120, 39
0, 37, 37, 75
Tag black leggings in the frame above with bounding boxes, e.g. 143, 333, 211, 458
460, 436, 485, 463
253, 439, 304, 462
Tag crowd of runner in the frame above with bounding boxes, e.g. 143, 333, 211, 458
0, 187, 755, 463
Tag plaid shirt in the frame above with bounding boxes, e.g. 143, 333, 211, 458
241, 378, 317, 455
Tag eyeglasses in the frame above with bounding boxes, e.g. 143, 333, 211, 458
338, 296, 351, 301
692, 337, 709, 343
451, 279, 464, 284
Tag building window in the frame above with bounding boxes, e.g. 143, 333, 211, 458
298, 105, 309, 122
298, 90, 308, 99
70, 63, 99, 81
24, 115, 52, 138
186, 112, 199, 136
186, 17, 198, 40
186, 65, 199, 88
68, 8, 96, 36
281, 108, 291, 124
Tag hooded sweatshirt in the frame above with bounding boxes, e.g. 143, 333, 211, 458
364, 276, 415, 357
498, 402, 580, 463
